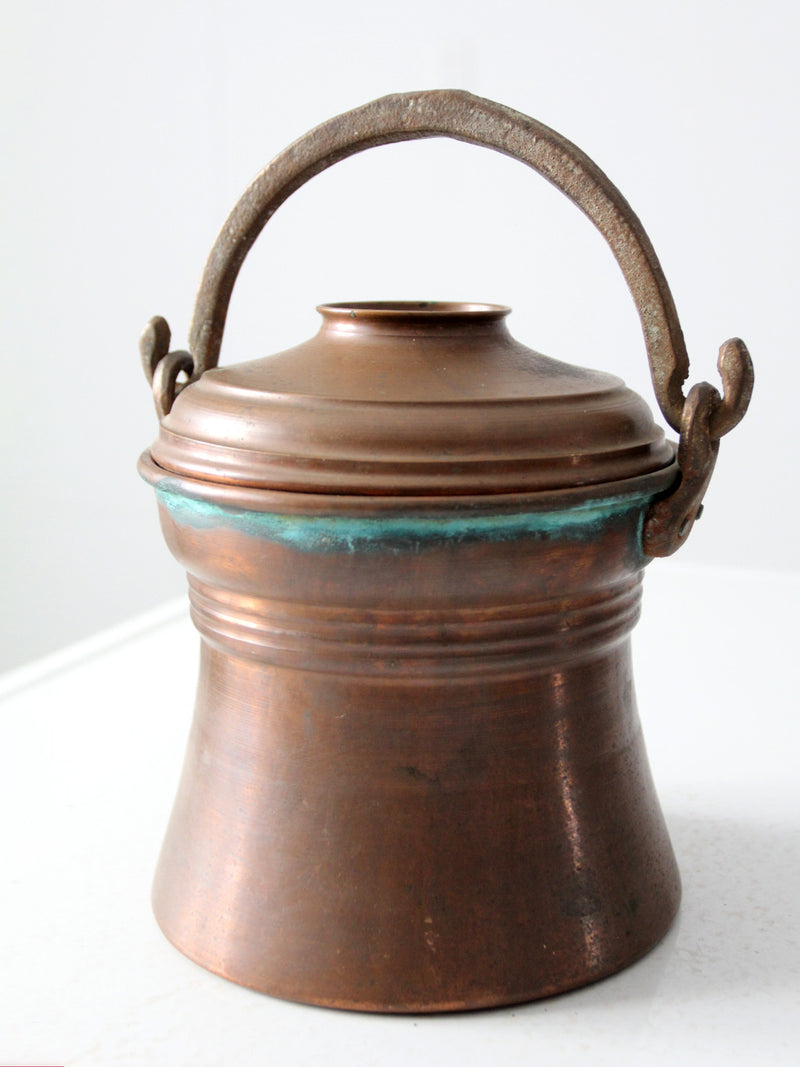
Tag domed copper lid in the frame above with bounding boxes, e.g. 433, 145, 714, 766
148, 301, 675, 496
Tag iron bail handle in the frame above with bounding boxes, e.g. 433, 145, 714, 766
141, 89, 753, 556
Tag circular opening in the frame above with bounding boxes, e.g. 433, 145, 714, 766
317, 301, 511, 321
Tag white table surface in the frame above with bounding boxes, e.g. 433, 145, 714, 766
1, 562, 798, 1066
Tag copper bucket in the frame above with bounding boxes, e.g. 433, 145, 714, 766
138, 91, 753, 1011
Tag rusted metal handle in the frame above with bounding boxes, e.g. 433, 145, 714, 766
141, 89, 753, 555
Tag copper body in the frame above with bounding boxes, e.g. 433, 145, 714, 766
139, 92, 753, 1011
144, 461, 678, 1011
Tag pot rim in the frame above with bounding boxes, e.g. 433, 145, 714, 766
138, 448, 678, 519
316, 301, 512, 321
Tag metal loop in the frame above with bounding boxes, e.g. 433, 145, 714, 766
709, 337, 754, 441
140, 317, 194, 419
642, 382, 721, 557
151, 348, 194, 420
139, 314, 171, 386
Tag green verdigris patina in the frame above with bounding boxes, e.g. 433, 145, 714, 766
155, 482, 652, 556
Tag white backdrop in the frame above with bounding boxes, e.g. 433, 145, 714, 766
2, 0, 797, 671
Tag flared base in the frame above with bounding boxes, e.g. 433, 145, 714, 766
152, 639, 680, 1012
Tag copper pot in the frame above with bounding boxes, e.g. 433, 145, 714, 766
138, 91, 753, 1012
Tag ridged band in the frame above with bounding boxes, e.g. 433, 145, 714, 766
187, 575, 643, 679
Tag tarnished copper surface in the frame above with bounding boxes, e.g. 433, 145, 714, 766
139, 90, 753, 1010
143, 466, 679, 1011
